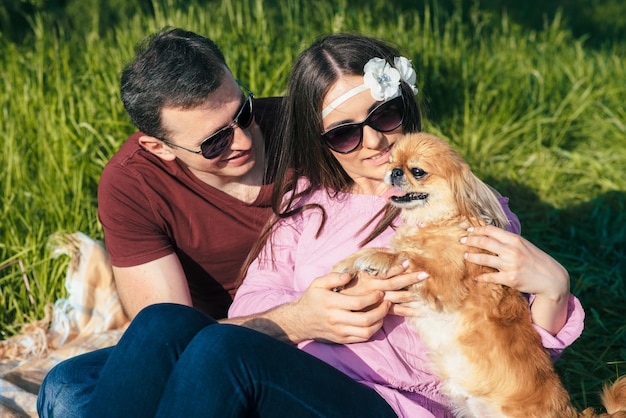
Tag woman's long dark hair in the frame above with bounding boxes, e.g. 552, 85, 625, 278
239, 33, 422, 283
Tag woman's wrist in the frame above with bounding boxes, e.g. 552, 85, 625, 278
530, 291, 569, 336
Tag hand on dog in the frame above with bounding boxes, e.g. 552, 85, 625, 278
461, 224, 570, 335
291, 272, 391, 344
336, 260, 429, 318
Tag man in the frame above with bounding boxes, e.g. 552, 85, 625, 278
38, 27, 282, 416
97, 28, 280, 320
37, 28, 420, 417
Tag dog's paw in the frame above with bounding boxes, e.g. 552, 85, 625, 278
352, 251, 399, 277
332, 248, 398, 277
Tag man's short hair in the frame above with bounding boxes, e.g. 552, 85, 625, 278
120, 27, 228, 138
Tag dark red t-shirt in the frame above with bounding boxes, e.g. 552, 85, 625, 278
97, 97, 283, 319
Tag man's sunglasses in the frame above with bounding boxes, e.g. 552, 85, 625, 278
160, 81, 254, 159
321, 95, 405, 154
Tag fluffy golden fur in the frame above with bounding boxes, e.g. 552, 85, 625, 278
333, 132, 626, 417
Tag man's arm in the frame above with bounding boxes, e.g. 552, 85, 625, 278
225, 266, 424, 345
113, 253, 193, 319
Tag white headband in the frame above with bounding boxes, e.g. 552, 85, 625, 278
322, 56, 418, 119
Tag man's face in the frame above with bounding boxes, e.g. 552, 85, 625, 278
158, 74, 263, 185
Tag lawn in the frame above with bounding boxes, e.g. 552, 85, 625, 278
1, 0, 625, 410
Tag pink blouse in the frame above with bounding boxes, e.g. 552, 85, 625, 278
229, 188, 584, 417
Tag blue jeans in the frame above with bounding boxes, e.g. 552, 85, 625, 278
39, 303, 397, 417
38, 301, 215, 418
37, 346, 111, 418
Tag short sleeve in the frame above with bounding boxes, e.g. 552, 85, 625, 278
98, 160, 173, 267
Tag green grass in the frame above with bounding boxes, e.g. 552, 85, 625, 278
1, 0, 625, 411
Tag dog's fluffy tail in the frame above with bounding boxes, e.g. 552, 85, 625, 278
580, 376, 626, 417
601, 376, 626, 415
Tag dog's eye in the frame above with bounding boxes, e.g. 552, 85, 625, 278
411, 168, 427, 179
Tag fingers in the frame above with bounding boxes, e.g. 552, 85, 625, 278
305, 269, 430, 343
377, 259, 410, 278
462, 240, 523, 288
384, 289, 419, 304
333, 261, 428, 296
461, 225, 526, 272
333, 288, 387, 312
309, 272, 352, 292
320, 299, 391, 344
336, 299, 389, 326
377, 271, 429, 292
309, 273, 389, 314
388, 303, 421, 318
461, 225, 570, 298
471, 270, 519, 288
466, 224, 516, 242
461, 230, 503, 254
463, 251, 504, 272
312, 271, 355, 292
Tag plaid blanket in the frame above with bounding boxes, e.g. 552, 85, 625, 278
0, 232, 129, 417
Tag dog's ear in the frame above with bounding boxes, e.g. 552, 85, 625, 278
455, 166, 510, 229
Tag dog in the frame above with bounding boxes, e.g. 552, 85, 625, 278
333, 132, 626, 417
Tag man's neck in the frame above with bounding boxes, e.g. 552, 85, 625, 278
189, 160, 265, 203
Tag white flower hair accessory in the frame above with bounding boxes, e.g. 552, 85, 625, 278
363, 57, 402, 101
322, 56, 418, 118
394, 56, 419, 95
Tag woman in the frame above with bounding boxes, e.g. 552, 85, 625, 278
229, 32, 582, 416
83, 33, 582, 417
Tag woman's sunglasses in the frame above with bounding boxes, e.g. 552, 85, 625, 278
160, 81, 255, 159
321, 95, 405, 154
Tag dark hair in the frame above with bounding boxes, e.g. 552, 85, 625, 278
273, 33, 421, 205
239, 33, 422, 282
120, 27, 227, 138
272, 32, 422, 224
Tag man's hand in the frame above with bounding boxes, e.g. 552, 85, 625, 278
227, 267, 427, 345
336, 261, 429, 318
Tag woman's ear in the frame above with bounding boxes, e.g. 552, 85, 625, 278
138, 135, 177, 161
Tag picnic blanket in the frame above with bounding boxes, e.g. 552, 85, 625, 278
0, 232, 129, 417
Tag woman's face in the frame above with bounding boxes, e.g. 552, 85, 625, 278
321, 75, 404, 195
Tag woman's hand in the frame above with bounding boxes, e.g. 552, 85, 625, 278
289, 264, 427, 344
461, 224, 570, 335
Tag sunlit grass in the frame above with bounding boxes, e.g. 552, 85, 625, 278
1, 0, 624, 410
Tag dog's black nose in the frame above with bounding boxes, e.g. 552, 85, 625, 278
391, 168, 404, 180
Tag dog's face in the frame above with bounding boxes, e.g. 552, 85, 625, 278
385, 133, 509, 228
385, 133, 466, 225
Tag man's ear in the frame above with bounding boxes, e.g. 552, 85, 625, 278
138, 135, 177, 161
